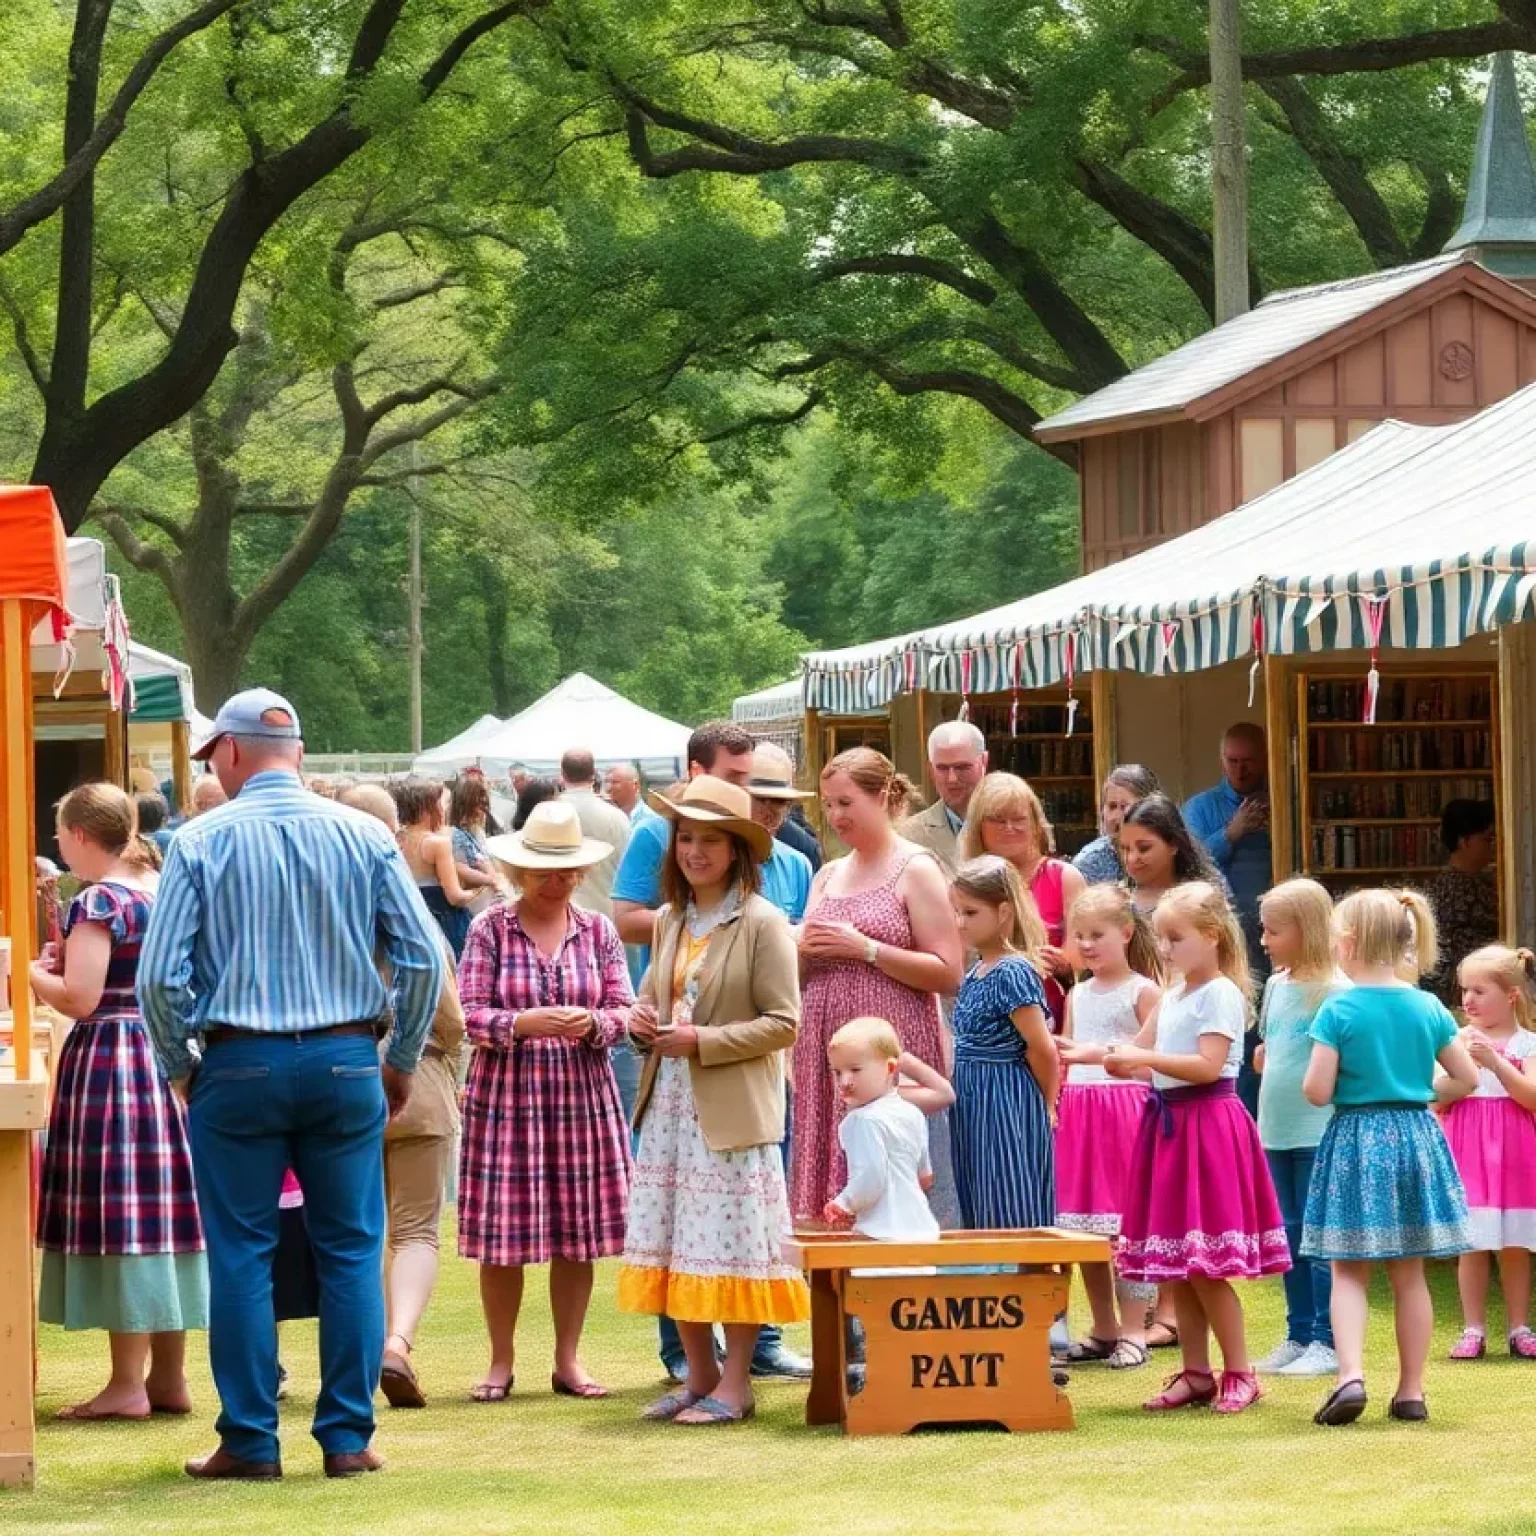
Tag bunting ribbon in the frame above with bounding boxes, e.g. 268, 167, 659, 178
1158, 621, 1179, 676
1360, 594, 1389, 725
957, 650, 973, 722
1064, 630, 1078, 738
1009, 641, 1022, 736
903, 648, 917, 695
1248, 607, 1265, 708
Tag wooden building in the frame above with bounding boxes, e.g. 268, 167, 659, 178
1035, 53, 1536, 572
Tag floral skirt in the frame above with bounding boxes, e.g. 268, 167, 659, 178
1303, 1106, 1471, 1261
617, 1059, 809, 1325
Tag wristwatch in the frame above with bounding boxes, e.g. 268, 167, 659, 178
864, 937, 880, 966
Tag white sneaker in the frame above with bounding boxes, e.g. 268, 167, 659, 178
1254, 1339, 1308, 1373
1277, 1341, 1339, 1377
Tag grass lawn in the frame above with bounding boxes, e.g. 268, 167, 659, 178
9, 1240, 1536, 1535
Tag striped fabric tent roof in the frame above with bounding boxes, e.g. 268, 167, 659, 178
803, 377, 1536, 704
802, 628, 927, 714
732, 676, 804, 725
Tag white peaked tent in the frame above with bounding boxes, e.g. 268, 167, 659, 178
412, 712, 507, 774
468, 673, 691, 779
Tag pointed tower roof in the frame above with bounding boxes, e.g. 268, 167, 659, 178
1444, 52, 1536, 275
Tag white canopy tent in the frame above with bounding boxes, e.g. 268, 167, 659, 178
412, 712, 507, 775
469, 673, 691, 780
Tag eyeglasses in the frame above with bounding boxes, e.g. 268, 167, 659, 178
984, 815, 1034, 833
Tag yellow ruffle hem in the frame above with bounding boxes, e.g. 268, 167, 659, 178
617, 1265, 810, 1325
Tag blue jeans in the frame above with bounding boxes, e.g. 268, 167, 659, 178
1266, 1145, 1333, 1349
658, 1089, 795, 1374
189, 1031, 387, 1464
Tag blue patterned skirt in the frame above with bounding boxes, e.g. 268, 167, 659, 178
1302, 1105, 1471, 1261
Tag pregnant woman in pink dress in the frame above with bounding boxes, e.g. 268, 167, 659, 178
793, 748, 963, 1223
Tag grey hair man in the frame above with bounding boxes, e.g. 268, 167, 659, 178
899, 719, 988, 877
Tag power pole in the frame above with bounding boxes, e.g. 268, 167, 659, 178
1209, 0, 1250, 324
408, 443, 423, 755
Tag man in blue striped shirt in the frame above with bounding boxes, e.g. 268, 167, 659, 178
139, 688, 443, 1482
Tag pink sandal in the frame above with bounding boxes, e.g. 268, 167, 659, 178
1212, 1369, 1262, 1415
1510, 1328, 1536, 1359
1142, 1369, 1217, 1411
1449, 1328, 1487, 1361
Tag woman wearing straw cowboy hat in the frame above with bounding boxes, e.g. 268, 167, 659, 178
456, 800, 634, 1403
618, 777, 810, 1426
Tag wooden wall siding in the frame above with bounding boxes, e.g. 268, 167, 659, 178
1079, 293, 1536, 573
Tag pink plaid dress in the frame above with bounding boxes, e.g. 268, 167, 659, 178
37, 882, 203, 1257
791, 853, 945, 1220
456, 902, 633, 1266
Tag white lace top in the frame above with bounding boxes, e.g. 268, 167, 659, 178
1068, 974, 1158, 1084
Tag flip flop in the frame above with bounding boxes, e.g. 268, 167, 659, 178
381, 1350, 426, 1409
470, 1376, 514, 1403
672, 1394, 755, 1425
55, 1402, 151, 1423
1144, 1322, 1180, 1350
148, 1401, 193, 1417
642, 1388, 701, 1422
552, 1374, 609, 1400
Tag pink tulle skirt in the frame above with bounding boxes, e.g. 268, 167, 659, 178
1118, 1081, 1290, 1284
1055, 1081, 1148, 1236
1441, 1096, 1536, 1252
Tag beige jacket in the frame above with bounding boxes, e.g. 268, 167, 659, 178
382, 934, 465, 1142
633, 893, 799, 1152
899, 798, 961, 877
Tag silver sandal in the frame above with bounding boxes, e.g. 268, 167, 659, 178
642, 1387, 701, 1422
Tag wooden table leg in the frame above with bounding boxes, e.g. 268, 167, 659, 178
0, 1130, 36, 1486
804, 1267, 847, 1428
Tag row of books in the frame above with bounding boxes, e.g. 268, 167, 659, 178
1307, 677, 1493, 724
1308, 729, 1493, 773
1311, 779, 1494, 820
1309, 824, 1441, 872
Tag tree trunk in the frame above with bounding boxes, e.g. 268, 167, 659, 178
176, 586, 251, 713
1209, 0, 1251, 324
478, 557, 513, 716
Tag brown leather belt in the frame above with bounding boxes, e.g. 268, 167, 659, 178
203, 1021, 378, 1047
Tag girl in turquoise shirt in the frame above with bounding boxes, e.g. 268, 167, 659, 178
1302, 889, 1477, 1428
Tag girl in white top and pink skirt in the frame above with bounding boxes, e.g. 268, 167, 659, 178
1438, 945, 1536, 1360
1057, 885, 1162, 1370
1099, 882, 1289, 1416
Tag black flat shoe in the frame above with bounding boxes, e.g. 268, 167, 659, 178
1313, 1379, 1368, 1426
1388, 1397, 1428, 1422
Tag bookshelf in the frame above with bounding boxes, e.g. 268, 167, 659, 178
1297, 668, 1499, 904
966, 690, 1097, 856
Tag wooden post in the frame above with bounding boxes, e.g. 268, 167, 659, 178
1090, 672, 1117, 789
1209, 0, 1250, 324
1497, 628, 1521, 941
1263, 654, 1294, 885
170, 718, 191, 816
0, 596, 40, 1488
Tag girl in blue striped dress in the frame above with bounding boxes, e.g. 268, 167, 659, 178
949, 856, 1060, 1228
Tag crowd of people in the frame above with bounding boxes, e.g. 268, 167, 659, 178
25, 687, 1520, 1477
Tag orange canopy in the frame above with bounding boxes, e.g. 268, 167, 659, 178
0, 485, 68, 633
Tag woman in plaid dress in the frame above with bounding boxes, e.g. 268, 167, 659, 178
457, 800, 632, 1402
31, 784, 206, 1422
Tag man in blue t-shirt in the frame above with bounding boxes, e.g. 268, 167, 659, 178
611, 720, 811, 1383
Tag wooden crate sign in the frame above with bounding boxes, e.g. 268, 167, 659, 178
786, 1228, 1111, 1438
846, 1269, 1071, 1434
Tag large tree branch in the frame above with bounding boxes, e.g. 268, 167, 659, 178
814, 252, 997, 307
33, 0, 549, 527
1411, 165, 1461, 260
663, 389, 824, 462
1139, 21, 1527, 103
620, 85, 923, 178
0, 0, 243, 260
93, 508, 178, 581
1259, 78, 1407, 269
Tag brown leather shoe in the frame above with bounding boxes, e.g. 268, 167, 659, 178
184, 1446, 282, 1481
324, 1448, 384, 1479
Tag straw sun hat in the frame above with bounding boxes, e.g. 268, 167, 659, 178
483, 800, 612, 871
647, 777, 774, 862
